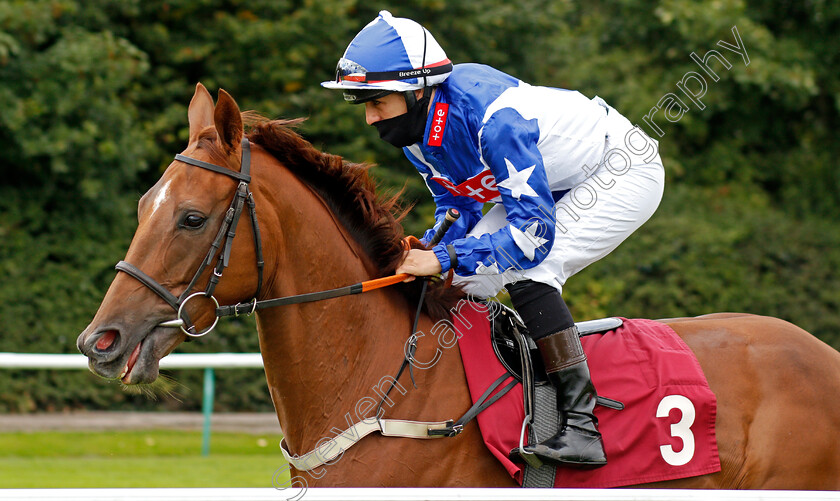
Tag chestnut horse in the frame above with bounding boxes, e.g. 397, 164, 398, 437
78, 84, 840, 489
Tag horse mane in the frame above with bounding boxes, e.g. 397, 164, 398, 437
238, 113, 464, 320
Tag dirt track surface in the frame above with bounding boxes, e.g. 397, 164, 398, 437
0, 412, 283, 434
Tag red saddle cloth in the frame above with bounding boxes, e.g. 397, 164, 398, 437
452, 302, 721, 487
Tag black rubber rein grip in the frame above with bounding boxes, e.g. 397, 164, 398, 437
429, 208, 461, 247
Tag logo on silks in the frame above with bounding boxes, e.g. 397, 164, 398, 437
427, 103, 449, 147
431, 169, 501, 203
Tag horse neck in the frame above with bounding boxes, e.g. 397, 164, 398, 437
250, 150, 418, 453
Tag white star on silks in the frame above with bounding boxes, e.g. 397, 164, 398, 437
475, 261, 501, 275
496, 157, 538, 200
510, 221, 550, 261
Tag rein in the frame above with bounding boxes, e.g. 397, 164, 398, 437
215, 211, 459, 319
214, 272, 411, 318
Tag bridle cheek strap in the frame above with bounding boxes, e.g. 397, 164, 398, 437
115, 138, 261, 337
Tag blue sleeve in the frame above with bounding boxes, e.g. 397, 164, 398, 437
439, 108, 556, 276
403, 148, 484, 253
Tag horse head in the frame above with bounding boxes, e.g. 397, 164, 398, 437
77, 83, 260, 384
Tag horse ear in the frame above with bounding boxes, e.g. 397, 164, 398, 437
214, 88, 243, 156
188, 83, 215, 145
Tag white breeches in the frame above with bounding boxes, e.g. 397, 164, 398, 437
454, 107, 665, 298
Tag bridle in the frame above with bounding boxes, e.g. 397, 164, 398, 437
115, 138, 264, 337
114, 137, 447, 338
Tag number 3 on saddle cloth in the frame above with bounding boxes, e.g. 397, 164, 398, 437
451, 301, 721, 487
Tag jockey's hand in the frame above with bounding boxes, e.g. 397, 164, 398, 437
396, 249, 442, 282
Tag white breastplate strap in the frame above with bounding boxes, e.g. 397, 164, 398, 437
280, 418, 453, 471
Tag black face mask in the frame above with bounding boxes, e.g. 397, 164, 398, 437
373, 93, 431, 148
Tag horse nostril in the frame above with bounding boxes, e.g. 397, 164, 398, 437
95, 330, 119, 351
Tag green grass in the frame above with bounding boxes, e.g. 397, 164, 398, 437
0, 431, 291, 488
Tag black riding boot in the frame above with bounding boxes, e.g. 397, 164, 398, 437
526, 326, 607, 467
507, 280, 606, 468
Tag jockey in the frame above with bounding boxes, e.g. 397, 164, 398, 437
322, 10, 665, 468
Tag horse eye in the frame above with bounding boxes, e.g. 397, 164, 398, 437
181, 214, 206, 229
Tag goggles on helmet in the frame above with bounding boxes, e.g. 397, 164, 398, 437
333, 59, 394, 103
342, 88, 395, 104
334, 57, 453, 86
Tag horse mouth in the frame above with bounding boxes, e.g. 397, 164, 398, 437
83, 326, 177, 385
120, 341, 143, 383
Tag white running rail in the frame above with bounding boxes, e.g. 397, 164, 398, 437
0, 352, 263, 369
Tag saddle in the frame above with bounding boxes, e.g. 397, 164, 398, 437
482, 301, 624, 485
487, 301, 625, 410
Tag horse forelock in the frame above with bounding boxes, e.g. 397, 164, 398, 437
242, 114, 464, 319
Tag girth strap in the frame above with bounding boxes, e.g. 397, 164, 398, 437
281, 375, 521, 472
428, 373, 518, 437
280, 418, 454, 472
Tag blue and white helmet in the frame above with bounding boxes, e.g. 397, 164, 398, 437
322, 10, 452, 103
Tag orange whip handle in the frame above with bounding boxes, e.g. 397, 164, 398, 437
361, 273, 412, 292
